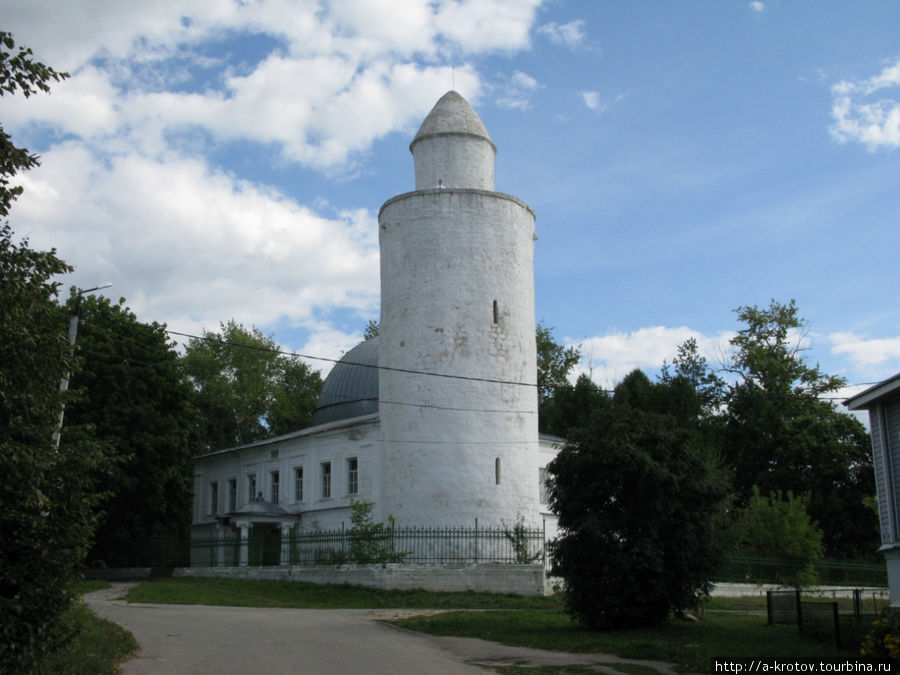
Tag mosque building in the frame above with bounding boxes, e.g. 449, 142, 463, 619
190, 91, 562, 561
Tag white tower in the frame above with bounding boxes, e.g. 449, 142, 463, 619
377, 91, 539, 527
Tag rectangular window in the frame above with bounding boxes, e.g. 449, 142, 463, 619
228, 478, 237, 512
209, 481, 218, 515
294, 467, 303, 502
321, 462, 331, 499
248, 473, 257, 502
539, 467, 550, 504
271, 470, 280, 505
347, 458, 358, 495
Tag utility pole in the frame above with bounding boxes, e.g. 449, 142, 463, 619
53, 282, 112, 448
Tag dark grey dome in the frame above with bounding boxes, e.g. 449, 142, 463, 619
312, 337, 379, 425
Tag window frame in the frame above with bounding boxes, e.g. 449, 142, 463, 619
347, 457, 358, 495
294, 466, 304, 502
209, 481, 219, 515
321, 461, 331, 499
271, 470, 280, 505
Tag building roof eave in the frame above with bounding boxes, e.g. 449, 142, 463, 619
844, 372, 900, 411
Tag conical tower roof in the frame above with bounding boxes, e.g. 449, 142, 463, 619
411, 91, 494, 150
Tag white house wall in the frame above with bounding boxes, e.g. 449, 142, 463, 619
193, 417, 380, 532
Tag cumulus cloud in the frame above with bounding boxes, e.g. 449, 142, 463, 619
1, 0, 549, 358
14, 145, 381, 338
749, 2, 765, 13
828, 332, 900, 369
570, 326, 731, 391
830, 57, 900, 151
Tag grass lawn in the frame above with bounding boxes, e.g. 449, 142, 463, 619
388, 609, 847, 673
126, 577, 559, 609
33, 581, 138, 675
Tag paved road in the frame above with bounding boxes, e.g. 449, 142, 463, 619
85, 584, 678, 674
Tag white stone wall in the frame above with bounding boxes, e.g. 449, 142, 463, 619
412, 134, 495, 191
192, 417, 381, 532
378, 188, 539, 527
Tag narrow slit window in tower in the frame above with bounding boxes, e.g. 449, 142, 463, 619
495, 457, 501, 485
493, 300, 499, 324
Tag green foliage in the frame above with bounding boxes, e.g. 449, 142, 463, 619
362, 319, 380, 340
347, 501, 406, 564
0, 32, 68, 219
503, 514, 542, 564
181, 320, 323, 451
33, 600, 138, 675
723, 299, 877, 558
733, 487, 824, 587
536, 321, 581, 414
548, 396, 730, 629
0, 225, 111, 671
539, 373, 610, 438
63, 295, 195, 563
860, 610, 900, 664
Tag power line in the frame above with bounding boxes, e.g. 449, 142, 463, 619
165, 329, 537, 389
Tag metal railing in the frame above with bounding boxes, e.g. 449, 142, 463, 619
715, 555, 888, 587
767, 589, 888, 652
189, 522, 546, 568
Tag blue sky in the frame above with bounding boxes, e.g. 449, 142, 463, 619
3, 1, 899, 399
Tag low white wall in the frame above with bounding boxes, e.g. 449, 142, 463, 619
174, 563, 548, 596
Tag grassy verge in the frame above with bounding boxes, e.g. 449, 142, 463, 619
33, 582, 138, 675
126, 577, 559, 609
387, 609, 845, 673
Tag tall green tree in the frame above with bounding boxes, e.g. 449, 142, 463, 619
733, 487, 824, 587
63, 296, 195, 564
723, 299, 876, 558
182, 320, 323, 451
0, 225, 111, 671
548, 376, 730, 629
0, 33, 109, 672
536, 322, 580, 432
540, 373, 609, 438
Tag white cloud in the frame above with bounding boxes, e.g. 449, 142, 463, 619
14, 145, 381, 340
538, 19, 586, 50
571, 326, 731, 391
581, 91, 600, 110
749, 2, 765, 13
495, 70, 541, 110
580, 90, 625, 113
828, 332, 900, 369
1, 0, 549, 351
830, 57, 900, 151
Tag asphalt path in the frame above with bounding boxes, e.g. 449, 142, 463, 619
85, 584, 678, 674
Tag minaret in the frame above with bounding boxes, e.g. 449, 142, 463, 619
377, 91, 539, 526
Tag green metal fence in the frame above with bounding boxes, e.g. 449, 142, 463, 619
189, 523, 546, 567
715, 555, 887, 587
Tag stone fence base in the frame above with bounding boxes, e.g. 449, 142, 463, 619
174, 563, 550, 595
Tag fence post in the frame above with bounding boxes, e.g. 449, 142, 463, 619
832, 602, 841, 651
474, 518, 479, 564
542, 518, 547, 566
